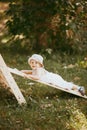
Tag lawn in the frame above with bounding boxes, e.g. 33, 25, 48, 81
0, 51, 87, 130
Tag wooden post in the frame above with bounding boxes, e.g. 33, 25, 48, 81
0, 54, 26, 105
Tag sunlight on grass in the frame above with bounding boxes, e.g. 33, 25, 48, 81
0, 52, 87, 130
69, 108, 87, 130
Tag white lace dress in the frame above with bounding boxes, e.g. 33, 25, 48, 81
32, 67, 77, 90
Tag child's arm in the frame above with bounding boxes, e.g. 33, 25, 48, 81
28, 68, 45, 80
21, 68, 45, 80
21, 70, 32, 74
25, 68, 43, 80
21, 70, 39, 80
26, 74, 40, 80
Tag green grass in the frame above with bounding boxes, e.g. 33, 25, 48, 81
0, 51, 87, 130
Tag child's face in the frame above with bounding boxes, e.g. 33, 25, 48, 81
29, 59, 42, 69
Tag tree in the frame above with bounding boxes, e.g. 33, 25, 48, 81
6, 0, 87, 53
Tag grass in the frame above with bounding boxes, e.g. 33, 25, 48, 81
0, 51, 87, 130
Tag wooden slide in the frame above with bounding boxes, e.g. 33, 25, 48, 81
8, 67, 87, 99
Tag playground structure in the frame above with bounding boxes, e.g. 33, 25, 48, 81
0, 54, 87, 106
0, 54, 26, 105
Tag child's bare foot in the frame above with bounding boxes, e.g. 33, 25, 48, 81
72, 86, 77, 90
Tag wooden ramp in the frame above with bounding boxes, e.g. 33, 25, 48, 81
0, 54, 26, 105
8, 67, 87, 99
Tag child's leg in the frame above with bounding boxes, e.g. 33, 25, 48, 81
51, 73, 74, 90
72, 85, 85, 96
46, 73, 85, 95
54, 74, 85, 95
72, 85, 80, 90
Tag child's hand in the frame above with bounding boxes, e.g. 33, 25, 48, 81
21, 70, 26, 73
22, 74, 28, 79
26, 74, 39, 80
21, 70, 32, 74
23, 74, 33, 79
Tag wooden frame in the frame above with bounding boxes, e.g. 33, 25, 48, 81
0, 54, 26, 105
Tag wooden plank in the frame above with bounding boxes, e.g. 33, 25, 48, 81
0, 69, 9, 89
0, 54, 26, 105
8, 66, 87, 99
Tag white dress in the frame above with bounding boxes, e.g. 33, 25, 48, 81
32, 67, 76, 90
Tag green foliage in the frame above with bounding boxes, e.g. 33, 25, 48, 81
0, 51, 87, 130
69, 108, 87, 130
78, 57, 87, 69
6, 0, 87, 52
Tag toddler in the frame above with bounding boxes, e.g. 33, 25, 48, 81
22, 54, 85, 96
